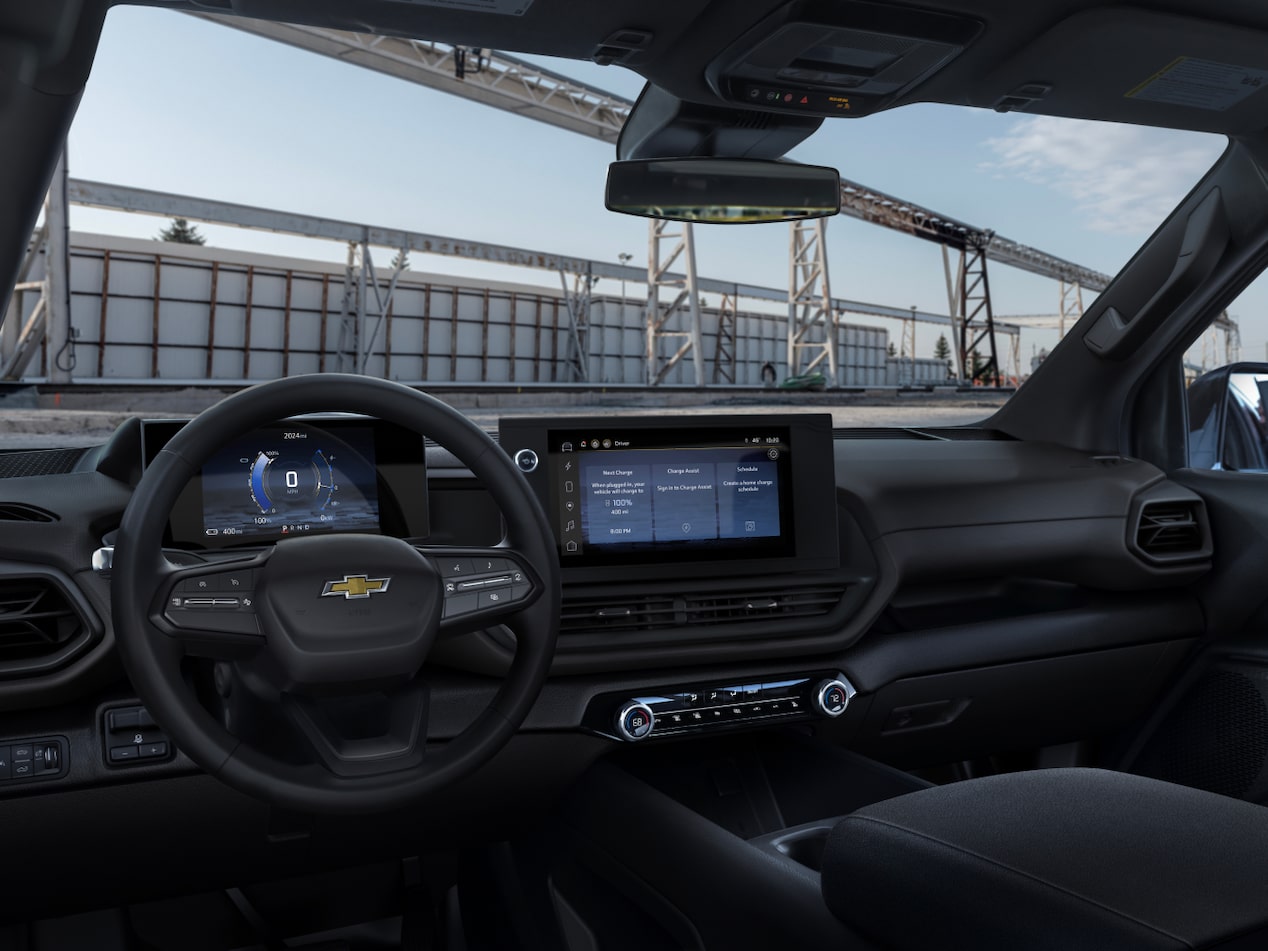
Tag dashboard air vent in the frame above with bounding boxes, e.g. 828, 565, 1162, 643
683, 586, 846, 625
0, 503, 57, 523
1134, 500, 1210, 563
560, 583, 847, 635
561, 595, 678, 634
0, 578, 88, 663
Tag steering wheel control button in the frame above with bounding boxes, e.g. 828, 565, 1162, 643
615, 702, 656, 741
472, 556, 511, 573
179, 577, 217, 595
457, 574, 513, 592
513, 449, 539, 473
213, 569, 255, 592
443, 593, 480, 617
109, 745, 140, 763
814, 678, 855, 718
440, 558, 475, 578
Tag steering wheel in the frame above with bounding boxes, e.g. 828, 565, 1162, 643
111, 374, 560, 814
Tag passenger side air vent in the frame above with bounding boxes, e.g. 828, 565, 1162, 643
0, 503, 57, 523
1132, 499, 1212, 565
683, 586, 846, 625
560, 583, 848, 635
0, 576, 95, 671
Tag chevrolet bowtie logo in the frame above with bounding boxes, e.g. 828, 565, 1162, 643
321, 575, 391, 600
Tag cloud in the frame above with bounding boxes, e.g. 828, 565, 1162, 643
982, 116, 1225, 235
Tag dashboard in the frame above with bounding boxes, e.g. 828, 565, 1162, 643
0, 411, 1219, 789
0, 407, 1227, 917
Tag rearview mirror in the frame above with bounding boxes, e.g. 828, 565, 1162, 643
1188, 363, 1268, 470
605, 158, 841, 224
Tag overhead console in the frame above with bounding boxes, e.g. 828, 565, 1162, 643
499, 413, 839, 585
705, 0, 982, 118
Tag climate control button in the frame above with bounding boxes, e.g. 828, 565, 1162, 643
615, 702, 656, 741
814, 678, 854, 717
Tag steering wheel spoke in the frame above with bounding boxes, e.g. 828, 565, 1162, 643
113, 374, 559, 812
156, 557, 269, 658
419, 546, 542, 637
282, 682, 430, 779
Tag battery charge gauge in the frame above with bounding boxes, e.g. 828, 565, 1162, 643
248, 448, 336, 515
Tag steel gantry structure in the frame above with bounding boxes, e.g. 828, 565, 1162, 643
6, 12, 1236, 387
190, 13, 1170, 387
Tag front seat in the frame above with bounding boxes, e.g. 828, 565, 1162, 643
821, 768, 1268, 951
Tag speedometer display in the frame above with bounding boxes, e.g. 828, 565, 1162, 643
200, 424, 381, 541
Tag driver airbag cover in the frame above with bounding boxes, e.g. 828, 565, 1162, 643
256, 533, 441, 685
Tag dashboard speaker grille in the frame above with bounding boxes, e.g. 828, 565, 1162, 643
0, 449, 85, 479
1133, 667, 1268, 801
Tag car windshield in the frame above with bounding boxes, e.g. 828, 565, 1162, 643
3, 5, 1243, 445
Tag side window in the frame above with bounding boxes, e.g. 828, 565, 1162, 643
1185, 270, 1268, 470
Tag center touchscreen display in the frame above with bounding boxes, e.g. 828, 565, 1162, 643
549, 426, 794, 565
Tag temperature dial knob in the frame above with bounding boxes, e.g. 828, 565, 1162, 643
615, 701, 656, 741
814, 678, 853, 718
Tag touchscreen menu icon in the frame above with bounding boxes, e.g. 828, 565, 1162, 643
559, 446, 584, 555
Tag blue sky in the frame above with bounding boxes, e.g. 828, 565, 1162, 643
66, 6, 1256, 369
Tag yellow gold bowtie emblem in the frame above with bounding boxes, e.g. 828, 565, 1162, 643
321, 575, 391, 600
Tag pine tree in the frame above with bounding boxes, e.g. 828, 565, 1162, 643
933, 334, 951, 361
970, 348, 990, 382
156, 218, 206, 245
390, 249, 411, 271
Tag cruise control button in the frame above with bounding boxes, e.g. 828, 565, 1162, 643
442, 593, 479, 618
180, 577, 217, 595
214, 569, 255, 592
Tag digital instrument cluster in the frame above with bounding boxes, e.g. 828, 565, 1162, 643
199, 424, 381, 541
141, 418, 429, 548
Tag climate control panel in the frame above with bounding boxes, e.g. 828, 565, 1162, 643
593, 672, 856, 742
